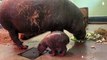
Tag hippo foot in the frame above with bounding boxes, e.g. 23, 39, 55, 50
50, 50, 56, 56
18, 45, 28, 49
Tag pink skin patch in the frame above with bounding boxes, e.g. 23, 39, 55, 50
19, 34, 25, 39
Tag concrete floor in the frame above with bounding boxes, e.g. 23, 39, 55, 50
0, 24, 107, 60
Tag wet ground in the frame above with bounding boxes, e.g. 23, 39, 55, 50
0, 24, 107, 60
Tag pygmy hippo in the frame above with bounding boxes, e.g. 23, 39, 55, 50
37, 31, 69, 56
0, 0, 86, 49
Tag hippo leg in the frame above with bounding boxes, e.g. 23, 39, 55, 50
9, 30, 28, 49
0, 20, 27, 49
58, 47, 67, 56
50, 47, 67, 56
50, 50, 56, 56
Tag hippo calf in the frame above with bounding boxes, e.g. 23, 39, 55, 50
0, 0, 86, 49
37, 31, 69, 56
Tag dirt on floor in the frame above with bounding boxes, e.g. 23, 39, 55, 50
0, 29, 23, 50
0, 29, 12, 44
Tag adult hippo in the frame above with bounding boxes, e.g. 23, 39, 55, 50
0, 0, 86, 49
